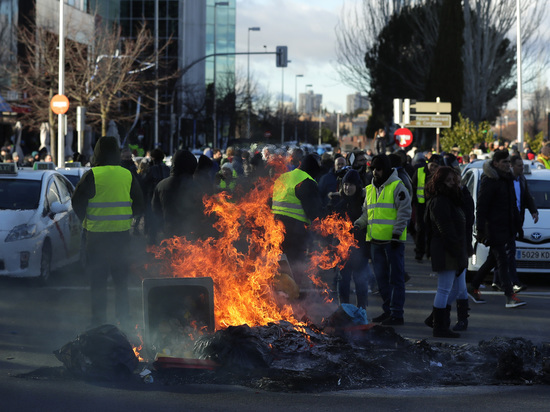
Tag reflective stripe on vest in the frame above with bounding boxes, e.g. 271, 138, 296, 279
272, 168, 313, 224
366, 180, 407, 241
84, 166, 133, 232
416, 167, 426, 204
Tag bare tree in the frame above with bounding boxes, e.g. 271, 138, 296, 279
15, 18, 176, 136
336, 0, 549, 123
527, 84, 550, 137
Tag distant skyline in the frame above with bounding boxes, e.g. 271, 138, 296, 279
235, 0, 359, 113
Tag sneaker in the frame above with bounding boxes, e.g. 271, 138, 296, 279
506, 294, 526, 308
372, 312, 391, 323
513, 284, 527, 293
467, 286, 486, 304
491, 283, 503, 291
380, 317, 404, 326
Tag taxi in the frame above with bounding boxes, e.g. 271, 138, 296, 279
0, 163, 82, 283
462, 163, 550, 274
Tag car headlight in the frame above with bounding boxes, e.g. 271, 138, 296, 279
5, 224, 38, 242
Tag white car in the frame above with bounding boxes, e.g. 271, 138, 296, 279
462, 164, 550, 274
56, 163, 90, 188
0, 163, 82, 283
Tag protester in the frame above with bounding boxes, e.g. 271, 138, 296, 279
354, 154, 411, 325
71, 136, 144, 328
423, 167, 469, 338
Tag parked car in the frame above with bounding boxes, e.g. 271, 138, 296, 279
462, 164, 550, 274
0, 163, 82, 283
56, 163, 90, 188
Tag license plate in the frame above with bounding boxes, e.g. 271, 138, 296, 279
516, 249, 550, 261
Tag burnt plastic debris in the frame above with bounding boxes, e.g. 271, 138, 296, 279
54, 324, 139, 381
194, 324, 274, 370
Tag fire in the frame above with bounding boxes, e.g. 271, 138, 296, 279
132, 325, 146, 362
148, 159, 356, 330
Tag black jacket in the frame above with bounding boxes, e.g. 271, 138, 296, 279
476, 160, 521, 245
426, 190, 468, 272
515, 173, 538, 226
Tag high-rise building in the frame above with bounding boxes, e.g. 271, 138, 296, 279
298, 90, 322, 115
346, 92, 369, 115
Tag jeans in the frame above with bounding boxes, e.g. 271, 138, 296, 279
371, 242, 406, 318
448, 269, 468, 303
434, 270, 458, 308
338, 247, 370, 309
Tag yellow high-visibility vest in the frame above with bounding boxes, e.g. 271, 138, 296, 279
272, 169, 313, 224
416, 167, 427, 204
366, 180, 407, 241
83, 166, 133, 232
537, 155, 550, 169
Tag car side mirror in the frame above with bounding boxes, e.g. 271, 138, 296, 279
50, 201, 69, 215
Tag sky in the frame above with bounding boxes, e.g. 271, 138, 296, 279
235, 0, 358, 113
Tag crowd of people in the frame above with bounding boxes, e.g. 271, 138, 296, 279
4, 131, 534, 334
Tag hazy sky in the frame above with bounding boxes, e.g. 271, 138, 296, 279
235, 0, 358, 113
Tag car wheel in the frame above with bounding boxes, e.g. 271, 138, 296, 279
38, 241, 52, 285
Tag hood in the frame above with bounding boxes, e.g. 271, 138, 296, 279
171, 150, 197, 176
482, 159, 511, 180
92, 136, 120, 166
299, 154, 322, 181
0, 209, 35, 232
197, 154, 214, 172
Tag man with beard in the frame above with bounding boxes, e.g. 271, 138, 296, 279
354, 154, 411, 325
348, 149, 371, 188
468, 150, 526, 308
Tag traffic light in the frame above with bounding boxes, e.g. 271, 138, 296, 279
393, 98, 402, 125
276, 46, 288, 68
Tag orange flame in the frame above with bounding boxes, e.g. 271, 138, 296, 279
148, 162, 356, 331
132, 324, 146, 362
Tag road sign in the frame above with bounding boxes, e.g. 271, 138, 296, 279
50, 94, 69, 115
408, 114, 451, 128
264, 131, 272, 139
394, 128, 413, 147
411, 101, 451, 113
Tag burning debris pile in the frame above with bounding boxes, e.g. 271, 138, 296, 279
147, 320, 550, 392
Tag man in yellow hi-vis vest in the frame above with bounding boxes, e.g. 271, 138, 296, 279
355, 154, 411, 326
72, 136, 144, 328
272, 154, 324, 286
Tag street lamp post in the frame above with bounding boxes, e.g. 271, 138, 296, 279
318, 105, 322, 146
304, 84, 312, 143
247, 27, 260, 141
294, 74, 303, 142
516, 0, 523, 151
57, 0, 65, 168
213, 2, 228, 149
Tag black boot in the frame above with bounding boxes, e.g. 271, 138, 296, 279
453, 299, 470, 331
445, 305, 451, 329
433, 307, 460, 338
424, 310, 433, 328
425, 304, 451, 329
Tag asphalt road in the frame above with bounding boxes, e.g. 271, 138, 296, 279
1, 237, 550, 411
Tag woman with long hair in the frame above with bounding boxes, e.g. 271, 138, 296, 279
424, 167, 469, 338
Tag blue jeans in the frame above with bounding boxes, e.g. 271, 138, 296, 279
371, 242, 406, 318
448, 269, 468, 303
434, 270, 457, 308
338, 247, 370, 309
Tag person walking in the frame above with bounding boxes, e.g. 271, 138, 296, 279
468, 150, 526, 308
71, 136, 144, 328
424, 167, 469, 338
354, 154, 411, 325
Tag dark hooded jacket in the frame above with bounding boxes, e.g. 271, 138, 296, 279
72, 136, 144, 223
476, 160, 521, 245
151, 150, 202, 239
295, 154, 325, 222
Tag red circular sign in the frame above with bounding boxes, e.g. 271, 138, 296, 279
50, 94, 69, 115
394, 128, 413, 147
264, 131, 272, 139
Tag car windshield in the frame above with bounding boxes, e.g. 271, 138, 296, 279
526, 179, 550, 210
0, 179, 42, 210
